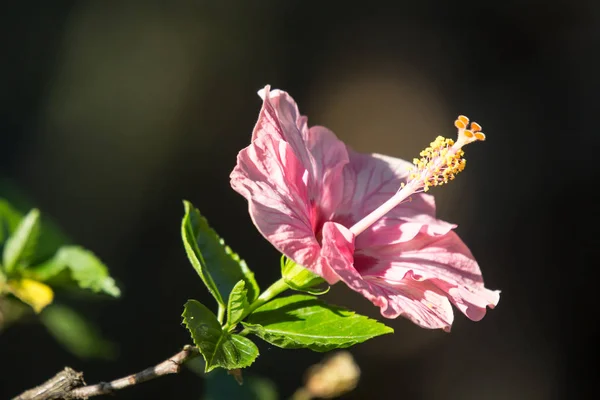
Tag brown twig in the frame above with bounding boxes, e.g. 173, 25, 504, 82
12, 367, 85, 400
13, 345, 199, 400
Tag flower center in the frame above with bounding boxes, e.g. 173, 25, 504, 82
348, 115, 485, 237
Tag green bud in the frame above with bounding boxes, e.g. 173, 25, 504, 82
281, 256, 329, 295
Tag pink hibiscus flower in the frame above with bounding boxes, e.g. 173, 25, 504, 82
230, 85, 499, 331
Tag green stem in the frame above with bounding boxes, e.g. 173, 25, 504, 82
224, 278, 290, 334
223, 278, 289, 331
238, 328, 251, 337
246, 278, 289, 315
217, 303, 225, 325
242, 278, 289, 321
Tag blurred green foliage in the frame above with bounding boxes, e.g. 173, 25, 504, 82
0, 185, 119, 360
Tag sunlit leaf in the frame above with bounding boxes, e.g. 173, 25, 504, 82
2, 209, 40, 273
182, 299, 259, 372
0, 198, 24, 245
0, 197, 70, 266
25, 246, 120, 297
181, 201, 259, 308
243, 295, 393, 352
226, 280, 250, 328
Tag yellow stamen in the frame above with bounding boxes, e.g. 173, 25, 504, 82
408, 116, 484, 192
410, 137, 462, 191
349, 115, 485, 237
457, 115, 469, 125
454, 119, 466, 130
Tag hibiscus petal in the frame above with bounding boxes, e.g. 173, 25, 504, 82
368, 276, 456, 331
253, 86, 350, 221
253, 86, 310, 161
356, 231, 500, 322
231, 133, 321, 269
320, 221, 357, 285
342, 151, 454, 248
305, 126, 350, 220
321, 222, 455, 330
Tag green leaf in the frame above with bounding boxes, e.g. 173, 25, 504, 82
0, 198, 23, 278
242, 294, 393, 352
0, 198, 24, 245
0, 198, 69, 266
182, 299, 259, 372
25, 246, 120, 297
40, 303, 117, 359
226, 280, 250, 328
181, 201, 259, 308
2, 208, 40, 273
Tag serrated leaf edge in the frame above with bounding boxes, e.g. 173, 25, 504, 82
182, 300, 258, 372
181, 201, 224, 306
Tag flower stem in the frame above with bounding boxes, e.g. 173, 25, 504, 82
223, 277, 289, 331
238, 328, 251, 337
217, 304, 225, 325
245, 278, 289, 317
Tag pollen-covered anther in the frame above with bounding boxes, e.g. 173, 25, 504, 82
457, 115, 469, 125
410, 134, 467, 191
455, 115, 486, 144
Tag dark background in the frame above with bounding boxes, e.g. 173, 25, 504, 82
1, 1, 597, 399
